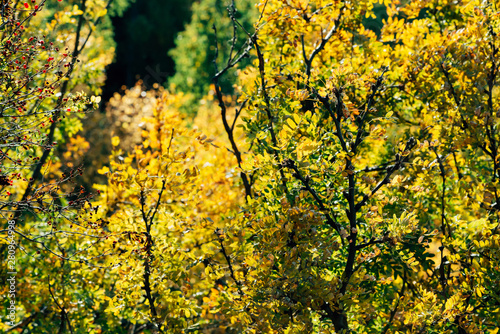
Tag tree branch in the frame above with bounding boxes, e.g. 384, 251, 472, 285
281, 159, 342, 236
303, 6, 345, 80
212, 21, 253, 199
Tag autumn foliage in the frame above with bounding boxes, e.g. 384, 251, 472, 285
1, 0, 500, 333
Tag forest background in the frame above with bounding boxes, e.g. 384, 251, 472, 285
1, 0, 499, 333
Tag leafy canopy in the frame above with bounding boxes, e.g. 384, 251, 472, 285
2, 0, 500, 333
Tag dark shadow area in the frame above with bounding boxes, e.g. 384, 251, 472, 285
101, 0, 193, 104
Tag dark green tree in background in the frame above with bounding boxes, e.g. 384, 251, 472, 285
102, 0, 193, 101
102, 0, 257, 114
169, 0, 257, 114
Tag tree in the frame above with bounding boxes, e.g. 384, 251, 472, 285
102, 0, 193, 101
168, 0, 257, 115
3, 0, 500, 333
93, 87, 247, 332
0, 0, 130, 332
210, 0, 500, 332
94, 0, 500, 332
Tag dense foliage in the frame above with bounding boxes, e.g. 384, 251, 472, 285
1, 0, 500, 333
0, 0, 131, 332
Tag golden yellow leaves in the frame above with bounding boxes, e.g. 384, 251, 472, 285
91, 76, 253, 327
286, 88, 309, 102
381, 16, 406, 42
62, 135, 90, 166
111, 136, 120, 147
55, 0, 500, 332
388, 210, 418, 238
97, 166, 110, 175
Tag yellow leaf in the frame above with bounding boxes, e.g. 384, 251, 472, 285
111, 136, 120, 147
286, 117, 297, 129
293, 114, 301, 125
97, 9, 107, 17
98, 166, 110, 175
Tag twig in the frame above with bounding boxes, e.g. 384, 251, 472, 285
356, 238, 387, 251
212, 22, 252, 199
281, 159, 342, 235
381, 271, 407, 334
352, 67, 388, 154
14, 0, 89, 222
48, 278, 74, 334
355, 137, 417, 212
139, 188, 163, 333
215, 229, 243, 295
302, 6, 345, 80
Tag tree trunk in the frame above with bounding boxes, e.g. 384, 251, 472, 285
322, 302, 350, 333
